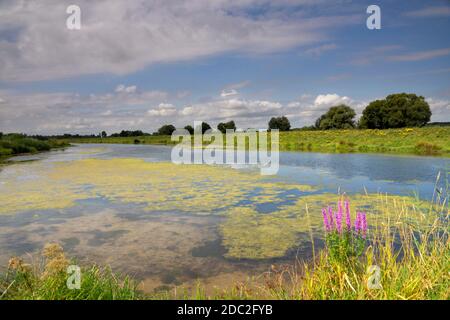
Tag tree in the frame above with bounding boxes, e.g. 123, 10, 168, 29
157, 124, 176, 136
184, 125, 194, 135
268, 116, 291, 131
359, 93, 431, 129
101, 131, 107, 138
195, 122, 211, 134
217, 121, 236, 133
315, 105, 356, 130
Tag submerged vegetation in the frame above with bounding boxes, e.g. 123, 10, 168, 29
0, 134, 68, 160
64, 127, 450, 157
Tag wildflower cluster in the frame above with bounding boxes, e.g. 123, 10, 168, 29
321, 200, 367, 263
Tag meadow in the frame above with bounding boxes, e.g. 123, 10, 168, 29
65, 127, 450, 157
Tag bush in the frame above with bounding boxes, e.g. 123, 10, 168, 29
415, 142, 442, 155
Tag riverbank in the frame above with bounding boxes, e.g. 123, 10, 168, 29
0, 135, 69, 163
1, 191, 448, 300
64, 127, 450, 157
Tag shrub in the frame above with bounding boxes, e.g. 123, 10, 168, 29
415, 142, 441, 155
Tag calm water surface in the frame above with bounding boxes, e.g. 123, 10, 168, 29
0, 144, 448, 292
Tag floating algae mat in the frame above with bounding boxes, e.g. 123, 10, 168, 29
0, 158, 315, 215
0, 156, 436, 260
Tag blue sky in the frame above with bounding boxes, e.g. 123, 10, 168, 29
0, 0, 449, 134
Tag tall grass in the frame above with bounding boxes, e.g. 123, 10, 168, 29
0, 244, 138, 300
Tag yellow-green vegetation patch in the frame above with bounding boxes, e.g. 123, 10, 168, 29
220, 193, 434, 259
0, 158, 315, 215
0, 158, 437, 261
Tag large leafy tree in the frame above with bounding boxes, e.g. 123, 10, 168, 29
268, 116, 291, 131
359, 93, 431, 129
217, 120, 236, 133
315, 105, 356, 130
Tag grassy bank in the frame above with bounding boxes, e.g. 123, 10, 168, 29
1, 189, 448, 300
0, 134, 69, 161
65, 127, 450, 157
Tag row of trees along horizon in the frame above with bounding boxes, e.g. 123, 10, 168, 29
131, 93, 435, 137
3, 93, 445, 140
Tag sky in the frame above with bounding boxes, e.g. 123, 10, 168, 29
0, 0, 449, 135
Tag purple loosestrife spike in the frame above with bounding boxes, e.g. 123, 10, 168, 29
354, 212, 361, 234
361, 212, 367, 238
322, 208, 331, 232
335, 206, 342, 234
328, 207, 334, 231
345, 200, 351, 231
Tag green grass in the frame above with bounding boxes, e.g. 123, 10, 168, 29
65, 127, 450, 157
0, 244, 138, 300
0, 134, 69, 161
1, 188, 448, 300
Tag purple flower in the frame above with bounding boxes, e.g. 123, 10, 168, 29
354, 212, 361, 233
322, 208, 331, 232
328, 206, 334, 231
361, 212, 367, 238
335, 202, 343, 233
345, 200, 351, 231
